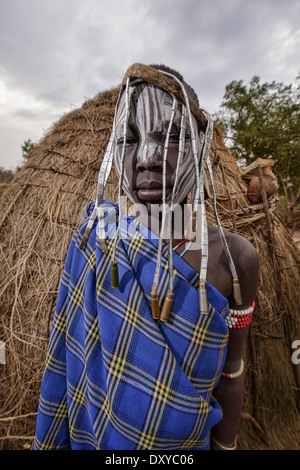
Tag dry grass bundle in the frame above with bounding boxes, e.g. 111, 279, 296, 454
207, 128, 300, 449
0, 86, 299, 450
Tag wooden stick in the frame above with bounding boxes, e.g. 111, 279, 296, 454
0, 412, 37, 422
220, 162, 237, 230
257, 166, 273, 242
0, 435, 35, 441
25, 164, 82, 179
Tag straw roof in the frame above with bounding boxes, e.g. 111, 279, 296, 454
0, 86, 299, 450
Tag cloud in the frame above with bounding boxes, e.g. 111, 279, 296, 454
0, 0, 299, 169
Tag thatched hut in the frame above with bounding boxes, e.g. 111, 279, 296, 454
0, 84, 299, 450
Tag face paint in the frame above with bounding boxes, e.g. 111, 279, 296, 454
113, 83, 201, 207
82, 64, 242, 321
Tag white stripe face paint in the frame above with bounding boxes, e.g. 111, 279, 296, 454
113, 83, 201, 207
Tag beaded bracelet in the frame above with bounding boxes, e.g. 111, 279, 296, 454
221, 359, 244, 379
210, 435, 237, 450
225, 301, 255, 329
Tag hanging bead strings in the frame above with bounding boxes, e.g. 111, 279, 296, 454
157, 70, 214, 316
205, 133, 242, 305
79, 85, 123, 252
170, 106, 190, 259
80, 66, 242, 322
197, 114, 214, 314
111, 77, 131, 288
161, 103, 187, 322
95, 112, 118, 253
151, 98, 178, 321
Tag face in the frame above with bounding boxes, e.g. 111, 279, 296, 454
114, 83, 200, 211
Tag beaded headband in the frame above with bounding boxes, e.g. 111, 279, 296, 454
79, 63, 242, 321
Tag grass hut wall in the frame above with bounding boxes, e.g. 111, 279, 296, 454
0, 86, 299, 450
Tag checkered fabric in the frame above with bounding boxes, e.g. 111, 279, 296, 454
33, 201, 229, 450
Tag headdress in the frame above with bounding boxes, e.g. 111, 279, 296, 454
80, 63, 242, 321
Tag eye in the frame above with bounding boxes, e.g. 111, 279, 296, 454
168, 132, 180, 143
168, 132, 191, 144
117, 136, 137, 146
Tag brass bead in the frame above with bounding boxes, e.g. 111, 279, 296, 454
199, 279, 208, 314
100, 239, 108, 253
160, 289, 174, 322
233, 277, 242, 305
185, 211, 197, 241
151, 283, 160, 320
79, 228, 91, 250
111, 261, 119, 289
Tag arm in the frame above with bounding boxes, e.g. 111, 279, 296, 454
211, 327, 249, 449
211, 236, 259, 449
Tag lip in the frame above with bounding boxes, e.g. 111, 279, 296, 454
135, 180, 163, 190
135, 180, 172, 203
135, 186, 172, 203
136, 188, 164, 202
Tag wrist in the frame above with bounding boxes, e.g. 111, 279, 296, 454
210, 434, 237, 450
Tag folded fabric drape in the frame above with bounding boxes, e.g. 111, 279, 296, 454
34, 202, 229, 450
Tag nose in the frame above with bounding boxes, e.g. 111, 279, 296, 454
136, 143, 163, 173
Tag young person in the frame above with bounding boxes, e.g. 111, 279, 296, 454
34, 63, 258, 450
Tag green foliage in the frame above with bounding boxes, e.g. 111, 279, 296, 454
21, 138, 35, 161
16, 138, 35, 172
0, 167, 14, 183
0, 167, 14, 196
215, 75, 300, 192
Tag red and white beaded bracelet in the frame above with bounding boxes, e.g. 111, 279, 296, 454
225, 301, 256, 329
221, 359, 244, 379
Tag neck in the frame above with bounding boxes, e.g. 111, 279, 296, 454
132, 197, 190, 245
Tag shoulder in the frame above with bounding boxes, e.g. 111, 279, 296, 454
225, 230, 259, 268
224, 229, 259, 309
206, 225, 258, 305
207, 224, 259, 269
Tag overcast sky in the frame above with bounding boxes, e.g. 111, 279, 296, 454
0, 0, 299, 170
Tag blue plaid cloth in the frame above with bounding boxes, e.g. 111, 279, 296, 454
33, 201, 229, 450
